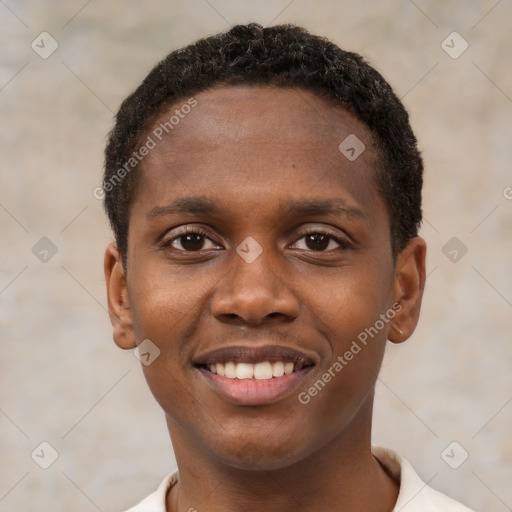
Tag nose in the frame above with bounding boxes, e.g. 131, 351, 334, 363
210, 247, 300, 326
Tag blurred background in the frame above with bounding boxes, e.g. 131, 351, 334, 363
1, 1, 511, 510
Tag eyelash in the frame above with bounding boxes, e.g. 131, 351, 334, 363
161, 227, 352, 253
161, 226, 216, 250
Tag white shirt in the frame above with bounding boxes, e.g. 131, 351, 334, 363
123, 446, 474, 511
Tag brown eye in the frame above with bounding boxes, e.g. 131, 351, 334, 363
169, 232, 217, 251
180, 233, 204, 251
291, 232, 349, 252
305, 233, 330, 251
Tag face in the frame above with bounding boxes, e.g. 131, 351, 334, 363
105, 86, 425, 470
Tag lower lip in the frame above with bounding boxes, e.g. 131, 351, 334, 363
198, 367, 313, 406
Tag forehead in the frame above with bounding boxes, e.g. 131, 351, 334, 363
147, 86, 374, 160
133, 86, 384, 223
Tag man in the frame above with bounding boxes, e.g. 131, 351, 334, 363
103, 23, 474, 511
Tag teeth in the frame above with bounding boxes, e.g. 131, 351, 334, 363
272, 361, 284, 377
224, 361, 237, 379
236, 363, 254, 380
208, 361, 302, 380
254, 362, 273, 380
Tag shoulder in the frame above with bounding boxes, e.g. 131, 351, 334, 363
123, 451, 476, 512
372, 446, 475, 512
121, 472, 177, 512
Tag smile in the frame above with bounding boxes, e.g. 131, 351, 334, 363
206, 360, 307, 380
194, 345, 316, 405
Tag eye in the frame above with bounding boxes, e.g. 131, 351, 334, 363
291, 232, 350, 252
163, 229, 219, 252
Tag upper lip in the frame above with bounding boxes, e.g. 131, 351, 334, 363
193, 344, 316, 367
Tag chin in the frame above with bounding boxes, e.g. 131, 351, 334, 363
213, 436, 314, 472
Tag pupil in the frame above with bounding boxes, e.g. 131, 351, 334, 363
306, 234, 329, 251
182, 234, 204, 251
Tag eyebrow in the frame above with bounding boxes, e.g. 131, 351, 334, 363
147, 197, 219, 219
146, 196, 367, 221
286, 198, 367, 220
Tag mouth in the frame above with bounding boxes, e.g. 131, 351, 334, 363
200, 359, 313, 380
193, 345, 316, 405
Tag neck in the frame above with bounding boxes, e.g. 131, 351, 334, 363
165, 399, 398, 512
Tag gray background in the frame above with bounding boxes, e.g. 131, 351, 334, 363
1, 1, 511, 511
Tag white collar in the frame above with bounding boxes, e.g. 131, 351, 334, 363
123, 446, 474, 511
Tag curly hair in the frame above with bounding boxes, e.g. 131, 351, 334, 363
103, 23, 423, 265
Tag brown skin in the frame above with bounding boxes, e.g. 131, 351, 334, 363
105, 87, 426, 512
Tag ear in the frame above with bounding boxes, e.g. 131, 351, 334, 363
104, 242, 136, 350
388, 237, 427, 344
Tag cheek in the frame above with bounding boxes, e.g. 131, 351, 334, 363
126, 261, 219, 407
128, 260, 214, 341
306, 259, 394, 348
294, 274, 391, 436
297, 259, 393, 405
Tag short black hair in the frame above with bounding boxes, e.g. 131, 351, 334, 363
103, 23, 423, 265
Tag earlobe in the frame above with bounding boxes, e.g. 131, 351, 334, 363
104, 242, 137, 350
388, 237, 427, 344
